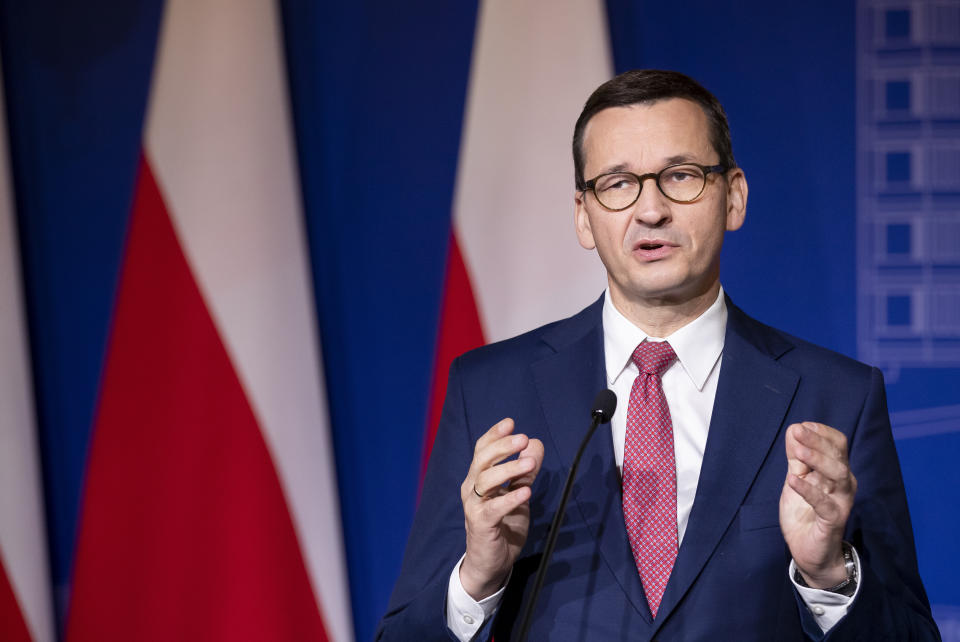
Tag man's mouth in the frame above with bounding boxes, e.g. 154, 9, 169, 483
632, 240, 676, 260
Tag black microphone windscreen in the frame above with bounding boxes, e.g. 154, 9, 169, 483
591, 389, 617, 423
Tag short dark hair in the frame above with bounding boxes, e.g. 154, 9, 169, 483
572, 69, 736, 190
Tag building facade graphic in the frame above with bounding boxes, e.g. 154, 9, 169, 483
857, 0, 960, 379
858, 4, 960, 636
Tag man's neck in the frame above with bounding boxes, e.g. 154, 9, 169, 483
608, 281, 722, 338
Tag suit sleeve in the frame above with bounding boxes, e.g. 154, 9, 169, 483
815, 367, 940, 641
376, 357, 495, 641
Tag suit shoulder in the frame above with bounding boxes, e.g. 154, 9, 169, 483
455, 296, 604, 372
457, 319, 559, 367
729, 300, 876, 379
777, 327, 873, 378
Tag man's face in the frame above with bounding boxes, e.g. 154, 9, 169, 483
574, 98, 747, 309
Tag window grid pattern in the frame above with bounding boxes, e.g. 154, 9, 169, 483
858, 0, 960, 375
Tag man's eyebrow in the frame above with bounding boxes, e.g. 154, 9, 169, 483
594, 155, 703, 176
595, 163, 630, 175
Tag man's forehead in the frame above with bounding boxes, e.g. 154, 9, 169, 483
581, 98, 714, 171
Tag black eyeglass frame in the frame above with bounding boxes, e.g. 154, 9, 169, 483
581, 163, 727, 210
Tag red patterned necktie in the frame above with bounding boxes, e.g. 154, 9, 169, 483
622, 340, 678, 618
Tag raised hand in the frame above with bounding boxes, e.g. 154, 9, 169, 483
780, 421, 857, 588
459, 418, 545, 600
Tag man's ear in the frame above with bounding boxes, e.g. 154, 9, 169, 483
725, 168, 748, 232
575, 191, 596, 250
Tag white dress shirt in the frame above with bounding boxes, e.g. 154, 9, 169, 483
604, 284, 725, 544
446, 288, 857, 638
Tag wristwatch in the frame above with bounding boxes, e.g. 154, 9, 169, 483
794, 541, 858, 597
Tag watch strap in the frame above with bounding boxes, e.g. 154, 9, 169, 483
794, 541, 858, 597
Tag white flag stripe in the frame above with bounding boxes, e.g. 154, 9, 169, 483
144, 2, 352, 641
0, 54, 54, 642
454, 0, 612, 343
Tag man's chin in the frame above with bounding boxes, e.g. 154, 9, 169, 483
614, 276, 719, 307
623, 279, 691, 303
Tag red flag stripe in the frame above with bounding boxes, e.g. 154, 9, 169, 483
451, 1, 610, 344
141, 0, 351, 635
0, 559, 31, 642
424, 3, 611, 481
422, 231, 486, 478
65, 156, 329, 641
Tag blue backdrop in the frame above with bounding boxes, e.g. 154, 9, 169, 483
0, 1, 955, 640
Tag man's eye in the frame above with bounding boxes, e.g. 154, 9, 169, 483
664, 169, 698, 182
598, 175, 637, 192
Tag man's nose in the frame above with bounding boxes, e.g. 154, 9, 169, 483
632, 177, 671, 226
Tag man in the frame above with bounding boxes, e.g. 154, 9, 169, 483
377, 70, 938, 640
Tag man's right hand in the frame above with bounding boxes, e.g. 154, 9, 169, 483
459, 418, 545, 601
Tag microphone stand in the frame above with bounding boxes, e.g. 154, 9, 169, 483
515, 398, 613, 642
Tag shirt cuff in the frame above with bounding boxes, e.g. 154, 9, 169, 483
789, 546, 862, 633
445, 554, 508, 642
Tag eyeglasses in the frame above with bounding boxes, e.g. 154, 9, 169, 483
582, 163, 727, 210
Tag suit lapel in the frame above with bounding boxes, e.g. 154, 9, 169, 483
652, 301, 799, 630
530, 297, 653, 624
526, 296, 801, 631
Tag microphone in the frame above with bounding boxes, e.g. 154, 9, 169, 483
516, 389, 617, 641
591, 388, 617, 423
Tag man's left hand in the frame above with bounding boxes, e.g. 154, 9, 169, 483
780, 421, 857, 588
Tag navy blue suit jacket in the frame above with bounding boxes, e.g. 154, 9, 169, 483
378, 295, 938, 641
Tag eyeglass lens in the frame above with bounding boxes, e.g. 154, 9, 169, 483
593, 164, 707, 209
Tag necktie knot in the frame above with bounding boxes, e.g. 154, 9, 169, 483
631, 341, 676, 376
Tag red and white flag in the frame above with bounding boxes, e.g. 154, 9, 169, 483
66, 1, 352, 640
0, 54, 55, 642
426, 0, 612, 463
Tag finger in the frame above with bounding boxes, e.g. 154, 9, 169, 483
796, 422, 848, 461
792, 423, 854, 488
785, 424, 812, 477
791, 440, 851, 485
511, 438, 545, 487
467, 429, 528, 483
794, 469, 838, 495
805, 422, 848, 450
462, 418, 506, 500
786, 472, 846, 525
474, 456, 536, 497
472, 432, 530, 476
467, 485, 532, 529
473, 418, 515, 456
462, 429, 530, 504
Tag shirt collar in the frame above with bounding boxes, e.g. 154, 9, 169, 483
602, 286, 727, 391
